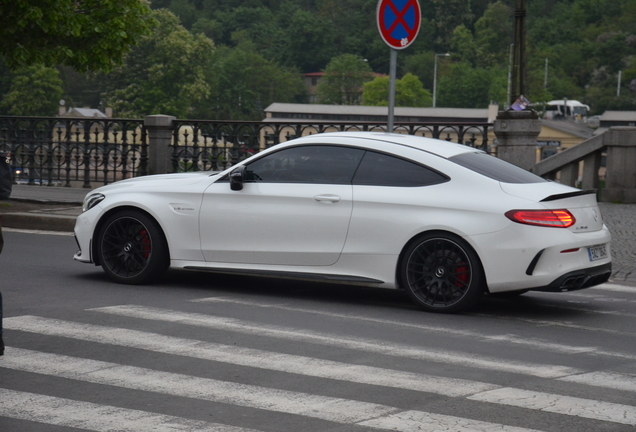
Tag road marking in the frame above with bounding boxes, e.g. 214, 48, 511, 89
595, 283, 636, 293
1, 348, 398, 424
358, 410, 543, 432
5, 318, 636, 428
3, 315, 496, 397
559, 371, 636, 392
192, 296, 636, 358
1, 348, 544, 431
469, 388, 636, 425
89, 305, 582, 379
0, 388, 262, 432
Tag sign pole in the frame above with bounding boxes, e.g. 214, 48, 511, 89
388, 49, 397, 132
376, 0, 421, 133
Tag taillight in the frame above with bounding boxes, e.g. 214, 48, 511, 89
505, 209, 575, 228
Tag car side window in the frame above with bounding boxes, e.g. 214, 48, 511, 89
353, 151, 449, 187
245, 145, 364, 184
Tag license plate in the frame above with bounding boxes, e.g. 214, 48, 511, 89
588, 244, 607, 261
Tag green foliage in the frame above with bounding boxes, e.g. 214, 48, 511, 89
199, 43, 306, 120
362, 73, 432, 107
0, 64, 63, 116
0, 0, 155, 72
316, 54, 374, 105
102, 9, 214, 118
474, 1, 512, 67
437, 62, 506, 108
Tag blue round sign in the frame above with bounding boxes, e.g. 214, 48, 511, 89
377, 0, 421, 50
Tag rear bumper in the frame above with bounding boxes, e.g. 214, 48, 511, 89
529, 262, 612, 292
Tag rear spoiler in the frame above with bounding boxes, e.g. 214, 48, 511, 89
540, 189, 597, 202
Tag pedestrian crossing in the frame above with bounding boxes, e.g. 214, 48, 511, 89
2, 284, 636, 431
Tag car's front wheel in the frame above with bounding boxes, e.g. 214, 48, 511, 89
96, 209, 169, 284
400, 233, 484, 313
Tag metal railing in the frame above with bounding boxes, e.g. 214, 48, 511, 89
0, 116, 147, 188
1, 115, 492, 187
170, 120, 492, 173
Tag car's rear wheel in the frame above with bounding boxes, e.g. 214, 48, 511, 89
96, 209, 169, 284
400, 233, 484, 313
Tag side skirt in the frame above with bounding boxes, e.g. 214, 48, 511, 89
183, 266, 385, 285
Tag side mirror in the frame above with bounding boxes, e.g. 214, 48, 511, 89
229, 165, 246, 191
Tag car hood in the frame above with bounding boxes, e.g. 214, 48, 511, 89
90, 172, 217, 195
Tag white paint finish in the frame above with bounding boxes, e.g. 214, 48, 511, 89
200, 182, 353, 266
560, 371, 636, 392
73, 131, 613, 295
468, 388, 636, 425
1, 348, 397, 424
0, 388, 261, 432
4, 315, 496, 397
89, 305, 583, 378
358, 410, 544, 432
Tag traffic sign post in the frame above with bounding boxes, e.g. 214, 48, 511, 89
377, 0, 421, 132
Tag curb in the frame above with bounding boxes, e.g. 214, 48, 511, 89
2, 212, 77, 232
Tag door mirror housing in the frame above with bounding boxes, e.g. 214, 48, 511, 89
229, 165, 246, 191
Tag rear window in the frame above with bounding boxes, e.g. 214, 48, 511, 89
449, 152, 547, 184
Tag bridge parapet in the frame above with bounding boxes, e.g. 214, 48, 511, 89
531, 127, 636, 203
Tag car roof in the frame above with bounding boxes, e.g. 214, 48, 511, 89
291, 131, 482, 159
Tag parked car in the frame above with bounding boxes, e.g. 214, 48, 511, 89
73, 132, 612, 313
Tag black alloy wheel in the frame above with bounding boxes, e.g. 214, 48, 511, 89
97, 209, 169, 284
401, 233, 484, 313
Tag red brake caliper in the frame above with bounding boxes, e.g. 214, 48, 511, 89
140, 229, 151, 258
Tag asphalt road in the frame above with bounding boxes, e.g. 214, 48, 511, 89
1, 230, 636, 431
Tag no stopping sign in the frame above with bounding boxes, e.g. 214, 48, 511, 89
377, 0, 421, 50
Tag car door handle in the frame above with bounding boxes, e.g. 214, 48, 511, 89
314, 194, 341, 203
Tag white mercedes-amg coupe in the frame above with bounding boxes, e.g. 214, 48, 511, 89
74, 132, 612, 312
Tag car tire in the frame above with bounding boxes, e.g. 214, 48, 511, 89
400, 232, 485, 313
96, 209, 169, 284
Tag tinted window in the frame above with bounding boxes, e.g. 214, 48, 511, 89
245, 145, 364, 184
353, 151, 449, 187
449, 152, 547, 184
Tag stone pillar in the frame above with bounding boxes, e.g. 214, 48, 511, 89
493, 110, 541, 171
144, 115, 175, 175
601, 127, 636, 203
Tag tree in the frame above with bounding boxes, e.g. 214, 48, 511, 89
436, 62, 506, 108
0, 64, 63, 116
362, 73, 432, 107
102, 9, 214, 118
0, 0, 155, 72
474, 1, 512, 68
198, 42, 306, 120
432, 0, 473, 51
279, 8, 338, 73
450, 25, 478, 67
316, 55, 374, 105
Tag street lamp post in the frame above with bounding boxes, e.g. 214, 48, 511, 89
433, 53, 450, 108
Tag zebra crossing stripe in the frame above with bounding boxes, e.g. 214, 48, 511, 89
559, 371, 636, 392
4, 315, 497, 397
1, 348, 399, 424
89, 305, 582, 378
358, 410, 544, 432
0, 388, 262, 432
469, 388, 636, 425
1, 348, 544, 432
6, 316, 636, 426
594, 283, 636, 293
